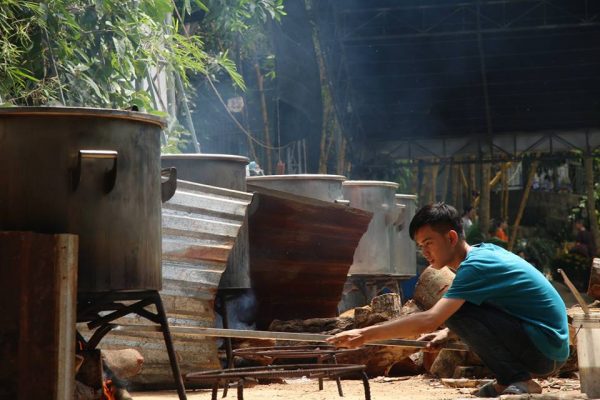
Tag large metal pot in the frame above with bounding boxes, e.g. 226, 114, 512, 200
161, 154, 249, 191
161, 153, 251, 289
0, 107, 169, 293
390, 194, 418, 277
342, 180, 401, 275
246, 174, 346, 202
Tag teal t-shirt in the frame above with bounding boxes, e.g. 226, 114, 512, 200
443, 243, 569, 361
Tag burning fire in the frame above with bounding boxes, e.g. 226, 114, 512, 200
102, 379, 116, 400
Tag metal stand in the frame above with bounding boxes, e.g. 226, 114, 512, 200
77, 290, 187, 400
187, 364, 371, 400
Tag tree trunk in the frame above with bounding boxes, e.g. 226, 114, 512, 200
584, 155, 600, 256
479, 162, 491, 238
501, 162, 509, 221
254, 63, 272, 174
508, 159, 539, 251
337, 135, 347, 175
452, 163, 461, 210
431, 162, 440, 203
306, 0, 340, 174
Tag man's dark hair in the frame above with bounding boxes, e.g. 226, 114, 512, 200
409, 202, 463, 240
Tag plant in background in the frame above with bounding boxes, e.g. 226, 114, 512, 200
0, 0, 284, 151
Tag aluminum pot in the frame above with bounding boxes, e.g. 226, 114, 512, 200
0, 107, 171, 293
390, 194, 418, 277
246, 174, 346, 202
161, 153, 249, 191
342, 180, 400, 275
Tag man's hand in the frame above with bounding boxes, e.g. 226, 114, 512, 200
326, 328, 367, 349
417, 327, 451, 352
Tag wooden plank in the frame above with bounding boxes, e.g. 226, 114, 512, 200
0, 231, 78, 400
113, 325, 469, 351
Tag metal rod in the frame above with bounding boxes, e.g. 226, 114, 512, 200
153, 294, 188, 400
113, 325, 469, 351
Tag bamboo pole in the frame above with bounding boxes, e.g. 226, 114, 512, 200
441, 164, 450, 202
508, 158, 539, 251
431, 162, 440, 203
584, 154, 600, 256
458, 165, 469, 193
501, 162, 509, 222
410, 163, 419, 197
174, 72, 200, 153
452, 163, 461, 208
472, 161, 512, 207
469, 158, 477, 204
337, 135, 347, 175
489, 162, 512, 189
254, 62, 272, 174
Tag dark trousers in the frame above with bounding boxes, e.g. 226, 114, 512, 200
445, 301, 564, 386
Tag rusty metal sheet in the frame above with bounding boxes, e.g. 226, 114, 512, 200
80, 180, 253, 388
247, 185, 372, 329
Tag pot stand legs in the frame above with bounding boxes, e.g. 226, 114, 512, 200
77, 290, 187, 400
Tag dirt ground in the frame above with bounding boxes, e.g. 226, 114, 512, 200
131, 375, 582, 400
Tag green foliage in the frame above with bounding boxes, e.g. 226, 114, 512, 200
0, 0, 285, 151
515, 236, 558, 273
0, 0, 245, 108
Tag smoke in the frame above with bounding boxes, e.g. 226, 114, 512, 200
215, 289, 258, 331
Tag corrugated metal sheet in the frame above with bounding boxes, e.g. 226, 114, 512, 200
247, 185, 372, 329
81, 180, 253, 388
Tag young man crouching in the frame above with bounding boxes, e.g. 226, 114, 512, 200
327, 203, 568, 397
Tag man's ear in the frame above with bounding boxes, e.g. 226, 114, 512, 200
448, 229, 459, 246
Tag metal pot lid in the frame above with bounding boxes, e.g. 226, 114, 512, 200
162, 153, 249, 164
247, 174, 347, 181
343, 180, 399, 189
0, 106, 166, 127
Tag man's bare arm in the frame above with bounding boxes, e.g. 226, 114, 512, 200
326, 297, 465, 348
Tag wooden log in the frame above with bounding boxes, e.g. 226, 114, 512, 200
355, 293, 402, 328
413, 266, 456, 310
430, 349, 467, 378
0, 232, 78, 400
269, 317, 354, 335
102, 349, 144, 380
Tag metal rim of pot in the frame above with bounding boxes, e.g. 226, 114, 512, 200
162, 153, 250, 164
0, 106, 166, 128
395, 194, 418, 200
342, 180, 399, 189
247, 174, 347, 181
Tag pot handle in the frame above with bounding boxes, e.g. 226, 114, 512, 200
161, 167, 177, 202
72, 150, 118, 193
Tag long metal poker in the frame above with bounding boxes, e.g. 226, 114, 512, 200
113, 324, 469, 351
